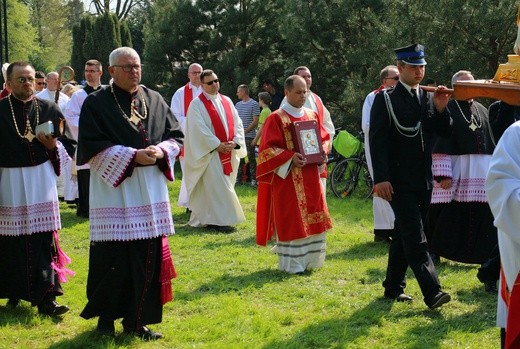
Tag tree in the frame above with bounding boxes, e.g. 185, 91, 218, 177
86, 0, 149, 20
142, 0, 519, 131
143, 0, 285, 99
23, 0, 73, 71
4, 0, 38, 63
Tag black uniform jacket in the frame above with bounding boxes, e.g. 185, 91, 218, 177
369, 82, 451, 191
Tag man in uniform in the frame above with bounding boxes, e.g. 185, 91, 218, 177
0, 61, 72, 315
184, 69, 246, 232
77, 47, 182, 340
369, 44, 452, 309
64, 59, 103, 218
170, 63, 203, 210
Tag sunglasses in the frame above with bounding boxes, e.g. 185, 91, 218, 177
36, 82, 44, 86
384, 76, 399, 81
203, 79, 219, 86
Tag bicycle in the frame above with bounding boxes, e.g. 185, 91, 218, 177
329, 134, 373, 200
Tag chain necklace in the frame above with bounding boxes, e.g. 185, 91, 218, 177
111, 85, 147, 125
455, 100, 482, 132
8, 95, 39, 141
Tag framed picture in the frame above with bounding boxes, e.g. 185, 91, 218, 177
289, 119, 325, 164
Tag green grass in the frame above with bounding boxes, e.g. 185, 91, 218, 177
0, 178, 500, 348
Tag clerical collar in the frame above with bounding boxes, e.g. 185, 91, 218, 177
112, 82, 138, 98
189, 82, 202, 90
202, 91, 219, 100
11, 94, 35, 105
282, 103, 304, 118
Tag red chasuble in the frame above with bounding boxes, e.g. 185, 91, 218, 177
256, 108, 332, 246
199, 93, 235, 175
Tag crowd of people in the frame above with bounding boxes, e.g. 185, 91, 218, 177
1, 43, 520, 347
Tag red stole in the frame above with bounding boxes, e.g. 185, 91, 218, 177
501, 267, 520, 349
199, 93, 235, 175
183, 83, 193, 116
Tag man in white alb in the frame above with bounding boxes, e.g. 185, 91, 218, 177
170, 63, 203, 210
184, 69, 246, 232
361, 65, 399, 242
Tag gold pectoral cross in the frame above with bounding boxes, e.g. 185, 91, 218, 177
24, 130, 35, 142
129, 103, 143, 125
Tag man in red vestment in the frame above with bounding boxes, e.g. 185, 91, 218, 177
256, 75, 332, 274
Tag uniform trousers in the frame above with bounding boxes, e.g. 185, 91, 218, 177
383, 189, 441, 303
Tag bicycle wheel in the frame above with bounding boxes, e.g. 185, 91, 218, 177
330, 157, 360, 199
358, 160, 374, 200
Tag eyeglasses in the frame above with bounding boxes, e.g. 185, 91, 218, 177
384, 76, 399, 80
85, 69, 99, 73
189, 71, 202, 75
112, 65, 142, 72
15, 77, 35, 84
203, 79, 219, 86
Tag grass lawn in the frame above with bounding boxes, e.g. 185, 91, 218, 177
0, 178, 500, 348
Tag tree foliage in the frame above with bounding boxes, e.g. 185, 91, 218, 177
69, 13, 132, 84
23, 0, 73, 71
143, 0, 518, 131
3, 0, 38, 63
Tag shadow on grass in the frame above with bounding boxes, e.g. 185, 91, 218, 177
178, 268, 299, 300
0, 305, 35, 326
48, 329, 136, 349
327, 240, 390, 261
262, 297, 393, 348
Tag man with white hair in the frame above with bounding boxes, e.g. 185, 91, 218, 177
77, 47, 183, 340
170, 63, 203, 210
361, 65, 399, 243
37, 71, 69, 112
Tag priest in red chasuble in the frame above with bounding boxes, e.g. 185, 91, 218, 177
256, 75, 332, 274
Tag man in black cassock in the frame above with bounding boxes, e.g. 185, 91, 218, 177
77, 47, 182, 340
0, 61, 72, 316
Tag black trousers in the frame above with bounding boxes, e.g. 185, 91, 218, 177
383, 189, 441, 304
77, 169, 90, 217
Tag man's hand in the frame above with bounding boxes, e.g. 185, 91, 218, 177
432, 85, 451, 113
439, 178, 452, 190
144, 145, 164, 159
216, 141, 236, 154
135, 149, 157, 165
292, 152, 306, 168
36, 133, 57, 150
374, 181, 393, 201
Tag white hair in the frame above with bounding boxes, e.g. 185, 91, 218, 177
109, 47, 139, 66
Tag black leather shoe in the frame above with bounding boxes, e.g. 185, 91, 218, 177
6, 298, 20, 308
96, 317, 115, 337
37, 300, 69, 316
374, 235, 391, 243
428, 291, 451, 309
125, 326, 163, 341
385, 293, 413, 302
206, 224, 235, 233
